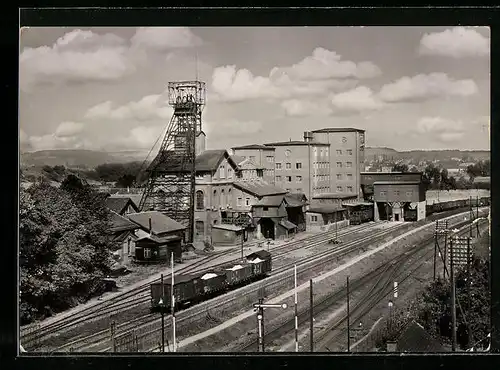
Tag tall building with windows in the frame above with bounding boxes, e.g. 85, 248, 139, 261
230, 144, 276, 184
263, 140, 330, 202
309, 128, 365, 199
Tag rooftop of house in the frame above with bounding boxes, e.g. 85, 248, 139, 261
147, 149, 238, 173
233, 180, 287, 198
127, 211, 186, 235
105, 196, 139, 214
231, 144, 275, 150
311, 127, 365, 133
264, 140, 329, 147
253, 194, 287, 207
312, 193, 358, 200
110, 211, 139, 233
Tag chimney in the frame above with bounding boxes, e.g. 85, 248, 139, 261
148, 217, 152, 235
303, 131, 313, 143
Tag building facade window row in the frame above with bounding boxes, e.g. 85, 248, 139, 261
275, 162, 303, 170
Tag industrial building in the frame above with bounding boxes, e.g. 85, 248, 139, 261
231, 144, 276, 184
361, 172, 426, 221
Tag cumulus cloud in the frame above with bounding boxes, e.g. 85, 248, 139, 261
20, 29, 136, 91
28, 133, 91, 151
331, 86, 384, 112
112, 125, 166, 150
205, 120, 264, 138
419, 27, 490, 58
131, 27, 203, 51
378, 73, 478, 103
416, 116, 465, 143
211, 47, 378, 102
270, 47, 381, 80
281, 99, 333, 117
54, 121, 84, 137
84, 95, 173, 121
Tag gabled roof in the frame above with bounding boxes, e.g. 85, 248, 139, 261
396, 320, 444, 353
105, 196, 139, 214
285, 193, 308, 207
136, 234, 182, 244
127, 211, 186, 235
196, 149, 229, 172
147, 149, 238, 174
110, 211, 140, 233
232, 144, 275, 150
264, 141, 329, 147
233, 181, 287, 198
311, 127, 365, 133
253, 195, 287, 207
230, 155, 246, 165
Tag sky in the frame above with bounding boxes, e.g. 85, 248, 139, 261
19, 26, 491, 153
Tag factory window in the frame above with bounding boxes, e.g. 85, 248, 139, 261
286, 163, 291, 170
347, 186, 353, 192
219, 165, 225, 178
311, 215, 318, 222
337, 186, 343, 192
286, 176, 292, 182
276, 163, 282, 170
394, 190, 400, 196
380, 191, 386, 196
196, 190, 204, 210
237, 197, 242, 206
406, 191, 413, 196
245, 198, 250, 206
143, 248, 151, 259
257, 169, 264, 178
336, 162, 343, 168
276, 176, 282, 182
337, 174, 342, 180
320, 149, 324, 157
221, 189, 226, 207
267, 156, 274, 163
346, 162, 352, 168
347, 173, 353, 180
296, 176, 302, 183
263, 206, 269, 211
325, 148, 329, 156
296, 162, 302, 169
347, 149, 353, 155
336, 149, 342, 155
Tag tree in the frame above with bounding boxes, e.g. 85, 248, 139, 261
392, 163, 409, 173
116, 173, 136, 188
466, 160, 490, 180
422, 163, 441, 192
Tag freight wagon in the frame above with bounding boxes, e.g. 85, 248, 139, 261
425, 196, 490, 217
150, 250, 272, 312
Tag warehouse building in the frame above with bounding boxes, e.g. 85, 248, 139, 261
372, 181, 426, 221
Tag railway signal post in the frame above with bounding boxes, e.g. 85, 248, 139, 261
346, 276, 350, 353
253, 299, 288, 352
160, 274, 166, 353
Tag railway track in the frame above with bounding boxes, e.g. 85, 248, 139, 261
24, 222, 377, 351
23, 206, 480, 352
238, 216, 487, 352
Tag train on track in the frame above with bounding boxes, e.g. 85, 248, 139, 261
426, 196, 490, 216
150, 250, 272, 312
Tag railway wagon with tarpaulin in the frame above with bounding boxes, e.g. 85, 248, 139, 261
343, 201, 374, 225
246, 250, 272, 276
199, 270, 228, 295
150, 273, 201, 311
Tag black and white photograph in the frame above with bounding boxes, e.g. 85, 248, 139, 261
19, 25, 491, 354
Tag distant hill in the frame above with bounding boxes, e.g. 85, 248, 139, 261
21, 150, 149, 169
365, 147, 490, 162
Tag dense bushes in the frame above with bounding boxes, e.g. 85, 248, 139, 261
19, 175, 117, 325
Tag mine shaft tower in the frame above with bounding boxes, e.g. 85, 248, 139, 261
139, 81, 206, 243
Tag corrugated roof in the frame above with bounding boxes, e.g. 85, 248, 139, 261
279, 220, 297, 230
373, 181, 421, 185
253, 195, 286, 207
106, 197, 139, 214
232, 144, 275, 150
311, 127, 365, 133
110, 211, 139, 233
136, 234, 182, 244
127, 211, 186, 235
396, 321, 444, 353
307, 205, 346, 214
264, 141, 329, 147
234, 181, 287, 197
212, 224, 244, 232
312, 193, 358, 199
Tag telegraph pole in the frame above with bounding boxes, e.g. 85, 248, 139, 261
171, 252, 177, 352
347, 276, 350, 353
467, 237, 473, 347
294, 265, 299, 352
469, 196, 473, 238
450, 238, 457, 351
310, 279, 314, 352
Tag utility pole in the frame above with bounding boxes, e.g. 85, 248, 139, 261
450, 238, 457, 351
310, 279, 314, 352
347, 276, 350, 353
294, 265, 299, 352
476, 196, 480, 237
443, 220, 448, 280
240, 229, 244, 261
171, 252, 177, 352
467, 237, 473, 347
160, 274, 165, 352
469, 196, 473, 238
